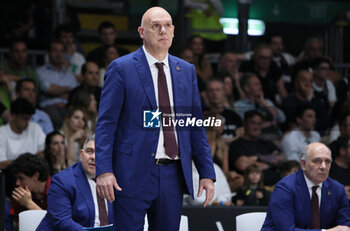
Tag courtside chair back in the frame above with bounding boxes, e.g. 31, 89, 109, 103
236, 212, 267, 231
19, 210, 47, 231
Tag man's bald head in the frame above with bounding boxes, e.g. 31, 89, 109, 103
140, 7, 172, 28
301, 142, 331, 161
137, 7, 174, 60
301, 142, 332, 185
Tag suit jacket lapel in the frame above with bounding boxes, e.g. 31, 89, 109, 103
320, 179, 331, 228
133, 47, 157, 109
296, 170, 312, 228
168, 55, 183, 111
74, 163, 95, 227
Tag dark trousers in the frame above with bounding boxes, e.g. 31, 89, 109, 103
114, 161, 185, 231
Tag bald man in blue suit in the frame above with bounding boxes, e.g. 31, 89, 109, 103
262, 142, 350, 231
95, 6, 216, 231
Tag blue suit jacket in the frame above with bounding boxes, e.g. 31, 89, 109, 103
95, 47, 215, 198
262, 170, 350, 231
37, 163, 114, 231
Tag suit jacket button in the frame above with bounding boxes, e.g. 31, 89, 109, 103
151, 153, 155, 157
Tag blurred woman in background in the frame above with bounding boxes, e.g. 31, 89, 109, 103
187, 35, 213, 82
67, 88, 98, 132
44, 131, 68, 175
99, 44, 120, 87
60, 107, 88, 164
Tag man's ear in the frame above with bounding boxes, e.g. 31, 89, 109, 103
137, 26, 144, 39
296, 116, 302, 125
339, 147, 346, 157
33, 171, 40, 181
80, 149, 83, 161
300, 159, 306, 171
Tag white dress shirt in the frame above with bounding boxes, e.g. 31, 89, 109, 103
142, 46, 179, 160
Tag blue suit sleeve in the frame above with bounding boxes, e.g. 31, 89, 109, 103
189, 65, 216, 181
46, 177, 84, 231
95, 61, 125, 176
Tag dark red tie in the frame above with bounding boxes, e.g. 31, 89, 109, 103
93, 179, 109, 226
155, 62, 178, 159
311, 185, 320, 229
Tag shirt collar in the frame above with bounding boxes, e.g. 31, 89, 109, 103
85, 172, 95, 181
46, 63, 67, 73
142, 45, 169, 69
303, 172, 323, 190
241, 98, 253, 104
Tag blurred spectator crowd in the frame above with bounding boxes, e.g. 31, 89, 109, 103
1, 4, 350, 229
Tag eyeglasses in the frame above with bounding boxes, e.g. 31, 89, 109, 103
85, 148, 95, 155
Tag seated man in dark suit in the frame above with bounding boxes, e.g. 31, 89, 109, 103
262, 142, 350, 231
38, 134, 114, 230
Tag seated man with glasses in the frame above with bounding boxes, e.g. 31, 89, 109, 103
38, 134, 114, 230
